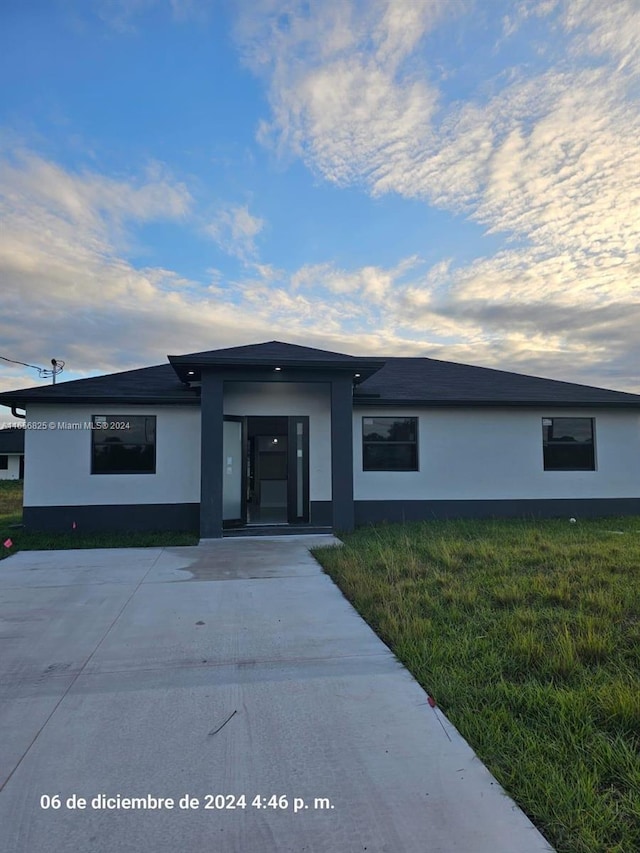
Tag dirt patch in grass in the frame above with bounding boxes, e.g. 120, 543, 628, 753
314, 517, 640, 853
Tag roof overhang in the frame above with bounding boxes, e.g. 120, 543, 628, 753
168, 354, 386, 384
0, 393, 199, 407
353, 398, 640, 408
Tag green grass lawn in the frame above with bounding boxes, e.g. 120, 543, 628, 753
0, 480, 23, 533
314, 518, 640, 853
0, 480, 198, 557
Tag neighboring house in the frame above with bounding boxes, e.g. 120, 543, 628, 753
0, 426, 24, 481
0, 340, 639, 536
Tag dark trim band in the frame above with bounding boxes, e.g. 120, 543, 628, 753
310, 501, 332, 526
23, 503, 199, 533
22, 496, 640, 534
355, 498, 640, 524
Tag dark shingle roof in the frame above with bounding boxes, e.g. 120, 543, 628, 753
1, 342, 639, 408
0, 364, 199, 406
170, 340, 365, 363
0, 427, 24, 453
356, 357, 640, 406
167, 340, 385, 383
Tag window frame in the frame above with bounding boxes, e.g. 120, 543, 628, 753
0, 455, 8, 470
542, 416, 596, 472
91, 415, 157, 475
361, 416, 419, 472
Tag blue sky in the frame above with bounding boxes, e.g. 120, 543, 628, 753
1, 0, 639, 401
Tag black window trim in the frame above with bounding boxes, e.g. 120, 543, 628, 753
91, 414, 157, 475
362, 415, 419, 472
542, 416, 596, 472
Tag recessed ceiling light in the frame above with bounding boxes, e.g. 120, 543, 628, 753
354, 373, 361, 378
274, 366, 282, 371
188, 371, 195, 376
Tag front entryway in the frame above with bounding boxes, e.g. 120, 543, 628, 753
223, 415, 309, 529
247, 417, 288, 524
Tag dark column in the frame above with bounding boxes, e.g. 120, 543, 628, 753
200, 371, 224, 538
330, 377, 354, 532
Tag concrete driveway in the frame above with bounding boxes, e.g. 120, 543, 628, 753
0, 537, 554, 853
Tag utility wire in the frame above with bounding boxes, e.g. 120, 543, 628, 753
0, 355, 65, 381
0, 355, 44, 371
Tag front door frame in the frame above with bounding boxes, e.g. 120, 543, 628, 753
287, 416, 310, 524
200, 368, 358, 538
231, 414, 310, 527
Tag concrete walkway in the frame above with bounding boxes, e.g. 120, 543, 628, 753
0, 537, 554, 852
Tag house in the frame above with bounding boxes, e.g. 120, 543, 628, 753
0, 340, 639, 536
0, 426, 25, 480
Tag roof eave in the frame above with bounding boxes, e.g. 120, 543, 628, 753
168, 356, 386, 383
0, 395, 199, 407
168, 355, 385, 368
354, 398, 640, 408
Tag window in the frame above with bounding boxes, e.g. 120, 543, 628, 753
542, 417, 595, 471
91, 416, 156, 474
362, 417, 418, 471
0, 455, 7, 470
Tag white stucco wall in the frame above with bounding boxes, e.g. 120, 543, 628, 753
353, 407, 640, 501
23, 405, 201, 507
0, 454, 22, 480
224, 381, 332, 501
23, 397, 637, 509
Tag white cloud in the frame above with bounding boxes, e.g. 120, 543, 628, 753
230, 0, 640, 391
1, 145, 639, 399
0, 152, 211, 384
3, 0, 640, 398
563, 0, 640, 71
204, 204, 265, 260
0, 150, 407, 392
243, 0, 449, 185
0, 151, 191, 250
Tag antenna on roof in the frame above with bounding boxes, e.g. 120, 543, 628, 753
49, 358, 65, 385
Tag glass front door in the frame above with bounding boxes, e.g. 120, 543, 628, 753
223, 415, 309, 527
248, 432, 288, 524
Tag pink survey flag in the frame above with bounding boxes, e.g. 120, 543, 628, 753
3, 538, 13, 548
